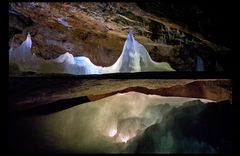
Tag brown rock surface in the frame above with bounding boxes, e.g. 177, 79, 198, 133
8, 79, 231, 113
9, 2, 231, 71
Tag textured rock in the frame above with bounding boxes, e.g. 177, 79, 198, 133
88, 79, 232, 102
8, 79, 231, 113
9, 2, 232, 71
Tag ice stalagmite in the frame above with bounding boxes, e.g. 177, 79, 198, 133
99, 32, 175, 73
9, 33, 36, 72
9, 32, 175, 75
196, 56, 204, 71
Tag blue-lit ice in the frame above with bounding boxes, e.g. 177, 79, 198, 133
9, 32, 175, 75
196, 56, 204, 71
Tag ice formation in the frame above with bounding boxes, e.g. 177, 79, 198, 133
9, 32, 175, 75
10, 92, 215, 153
196, 56, 204, 71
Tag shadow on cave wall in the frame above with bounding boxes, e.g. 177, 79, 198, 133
137, 1, 233, 48
137, 1, 233, 71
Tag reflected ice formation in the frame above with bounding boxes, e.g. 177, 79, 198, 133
9, 32, 175, 75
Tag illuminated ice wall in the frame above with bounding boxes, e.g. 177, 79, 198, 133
9, 32, 175, 75
10, 92, 215, 153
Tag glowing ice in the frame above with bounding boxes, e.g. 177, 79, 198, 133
108, 128, 117, 137
13, 92, 215, 153
9, 32, 175, 75
118, 134, 129, 143
99, 32, 175, 73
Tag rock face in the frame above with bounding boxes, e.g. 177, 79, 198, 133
8, 79, 231, 113
9, 2, 232, 71
88, 79, 232, 102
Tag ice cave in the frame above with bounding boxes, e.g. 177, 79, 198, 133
8, 2, 232, 154
8, 78, 232, 154
9, 91, 227, 153
9, 32, 175, 75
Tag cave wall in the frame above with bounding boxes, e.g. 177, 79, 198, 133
9, 2, 232, 71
